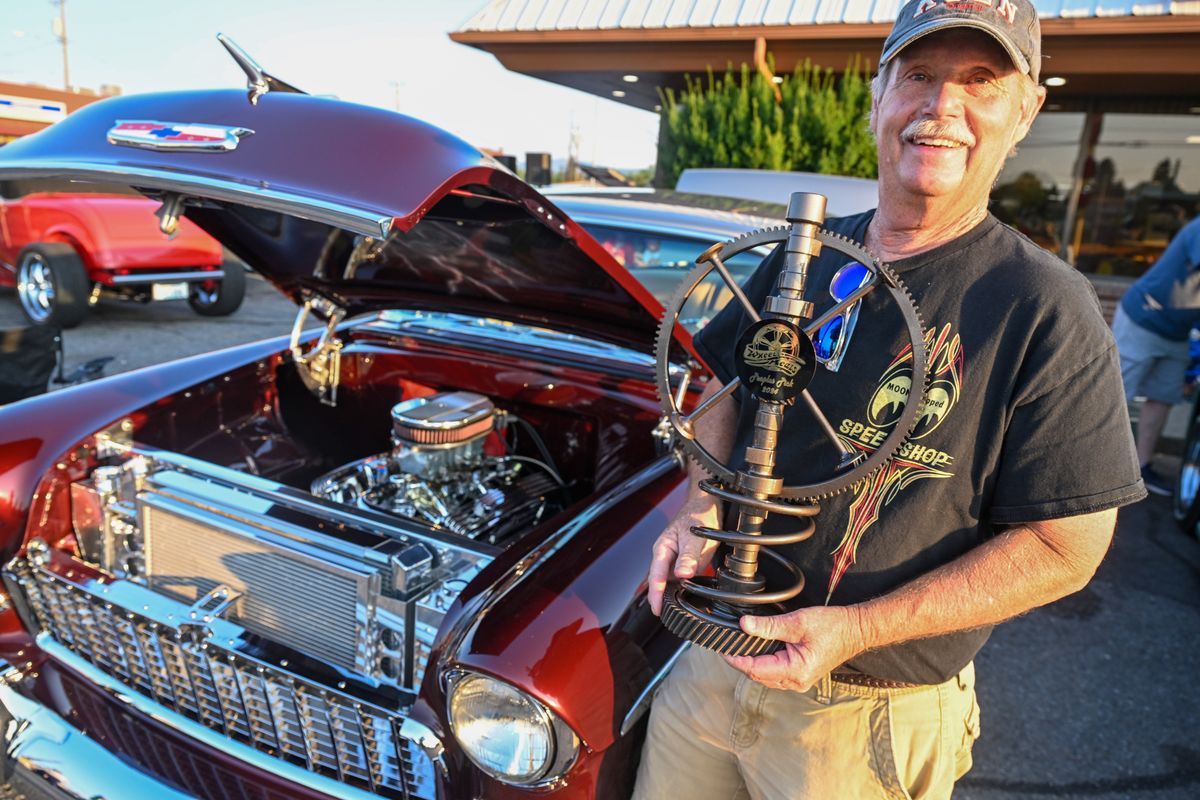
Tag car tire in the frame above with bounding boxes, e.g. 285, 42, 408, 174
188, 262, 245, 317
15, 243, 91, 328
1173, 392, 1200, 539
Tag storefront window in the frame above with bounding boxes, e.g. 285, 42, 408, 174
992, 111, 1200, 282
992, 112, 1085, 254
1072, 114, 1200, 277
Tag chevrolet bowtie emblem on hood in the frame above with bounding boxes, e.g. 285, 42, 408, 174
108, 120, 254, 153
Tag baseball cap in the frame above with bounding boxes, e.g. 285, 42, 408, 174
880, 0, 1042, 84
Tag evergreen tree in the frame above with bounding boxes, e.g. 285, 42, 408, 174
656, 55, 876, 188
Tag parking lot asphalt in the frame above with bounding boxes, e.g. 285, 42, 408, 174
960, 487, 1200, 800
0, 276, 1198, 799
0, 270, 298, 374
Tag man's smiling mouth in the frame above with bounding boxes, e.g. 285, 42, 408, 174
900, 119, 976, 149
907, 136, 967, 148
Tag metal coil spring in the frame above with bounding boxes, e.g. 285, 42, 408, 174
678, 479, 819, 608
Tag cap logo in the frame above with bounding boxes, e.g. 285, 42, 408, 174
913, 0, 1018, 25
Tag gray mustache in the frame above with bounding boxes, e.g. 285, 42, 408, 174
902, 119, 976, 147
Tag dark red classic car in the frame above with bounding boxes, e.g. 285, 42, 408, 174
0, 78, 705, 799
0, 186, 240, 328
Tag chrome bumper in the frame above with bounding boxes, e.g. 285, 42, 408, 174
0, 666, 195, 800
107, 269, 226, 285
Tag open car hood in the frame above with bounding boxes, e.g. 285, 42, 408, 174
0, 90, 669, 352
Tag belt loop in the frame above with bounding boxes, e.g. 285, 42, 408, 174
815, 672, 833, 705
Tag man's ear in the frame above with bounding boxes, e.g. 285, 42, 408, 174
1014, 84, 1047, 145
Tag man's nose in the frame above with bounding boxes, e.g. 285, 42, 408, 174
922, 80, 967, 118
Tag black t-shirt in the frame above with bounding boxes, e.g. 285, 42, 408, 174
693, 211, 1145, 685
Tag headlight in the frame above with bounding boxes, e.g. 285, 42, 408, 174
447, 671, 580, 786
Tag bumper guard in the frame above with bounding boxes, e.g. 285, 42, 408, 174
0, 666, 195, 800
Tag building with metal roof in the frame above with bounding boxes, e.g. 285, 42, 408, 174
453, 0, 1200, 291
452, 0, 1200, 112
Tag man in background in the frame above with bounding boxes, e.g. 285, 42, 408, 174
1113, 214, 1200, 495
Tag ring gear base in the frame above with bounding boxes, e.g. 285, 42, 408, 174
661, 582, 782, 657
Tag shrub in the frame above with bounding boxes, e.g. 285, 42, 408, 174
656, 56, 877, 188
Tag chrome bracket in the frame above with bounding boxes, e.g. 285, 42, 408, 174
191, 584, 243, 619
154, 193, 185, 238
290, 296, 345, 407
399, 717, 449, 780
179, 584, 243, 639
94, 418, 136, 460
651, 416, 675, 456
654, 364, 694, 456
344, 234, 387, 280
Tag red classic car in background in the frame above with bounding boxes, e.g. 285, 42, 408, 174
0, 184, 241, 327
0, 49, 711, 800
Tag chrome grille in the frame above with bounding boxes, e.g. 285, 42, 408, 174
15, 561, 426, 799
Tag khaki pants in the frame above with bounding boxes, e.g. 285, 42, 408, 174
633, 646, 980, 800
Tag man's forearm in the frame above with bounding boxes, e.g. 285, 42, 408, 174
849, 509, 1117, 653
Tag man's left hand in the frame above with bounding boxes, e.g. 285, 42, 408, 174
723, 606, 869, 692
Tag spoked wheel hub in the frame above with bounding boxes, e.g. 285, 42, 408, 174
17, 254, 56, 323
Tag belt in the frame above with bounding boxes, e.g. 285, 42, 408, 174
830, 671, 921, 690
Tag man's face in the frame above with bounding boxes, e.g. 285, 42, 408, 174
871, 29, 1045, 210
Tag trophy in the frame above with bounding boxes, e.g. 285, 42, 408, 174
653, 192, 929, 656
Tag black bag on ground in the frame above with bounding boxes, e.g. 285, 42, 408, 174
0, 325, 58, 404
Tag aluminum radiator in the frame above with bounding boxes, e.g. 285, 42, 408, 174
140, 492, 374, 674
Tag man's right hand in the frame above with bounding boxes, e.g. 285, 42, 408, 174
647, 496, 722, 616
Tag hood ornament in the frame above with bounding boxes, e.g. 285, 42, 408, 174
216, 33, 306, 106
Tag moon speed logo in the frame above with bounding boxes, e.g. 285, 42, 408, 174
868, 364, 912, 428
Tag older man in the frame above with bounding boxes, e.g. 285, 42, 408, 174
633, 1, 1145, 798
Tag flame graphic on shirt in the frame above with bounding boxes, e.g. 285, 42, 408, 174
827, 323, 963, 602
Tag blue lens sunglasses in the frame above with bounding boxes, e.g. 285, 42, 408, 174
812, 261, 872, 372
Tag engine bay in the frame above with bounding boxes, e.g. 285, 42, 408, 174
13, 316, 666, 699
59, 438, 495, 694
311, 390, 566, 544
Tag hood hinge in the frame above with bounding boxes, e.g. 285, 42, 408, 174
290, 295, 345, 407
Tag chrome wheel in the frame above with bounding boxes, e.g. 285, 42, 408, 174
187, 262, 245, 317
190, 282, 220, 307
1174, 401, 1200, 538
1177, 462, 1200, 517
17, 254, 56, 323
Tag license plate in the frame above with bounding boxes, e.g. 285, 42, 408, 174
151, 282, 189, 301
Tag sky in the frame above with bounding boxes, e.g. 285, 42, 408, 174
2, 0, 661, 169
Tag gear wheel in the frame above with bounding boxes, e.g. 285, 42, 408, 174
654, 226, 929, 501
661, 585, 780, 657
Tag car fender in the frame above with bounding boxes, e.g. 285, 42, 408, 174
441, 459, 687, 752
51, 198, 120, 270
11, 198, 101, 271
0, 335, 288, 560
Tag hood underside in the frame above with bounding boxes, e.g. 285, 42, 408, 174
0, 90, 669, 353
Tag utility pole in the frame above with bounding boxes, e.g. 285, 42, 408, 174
565, 120, 581, 183
51, 0, 70, 91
